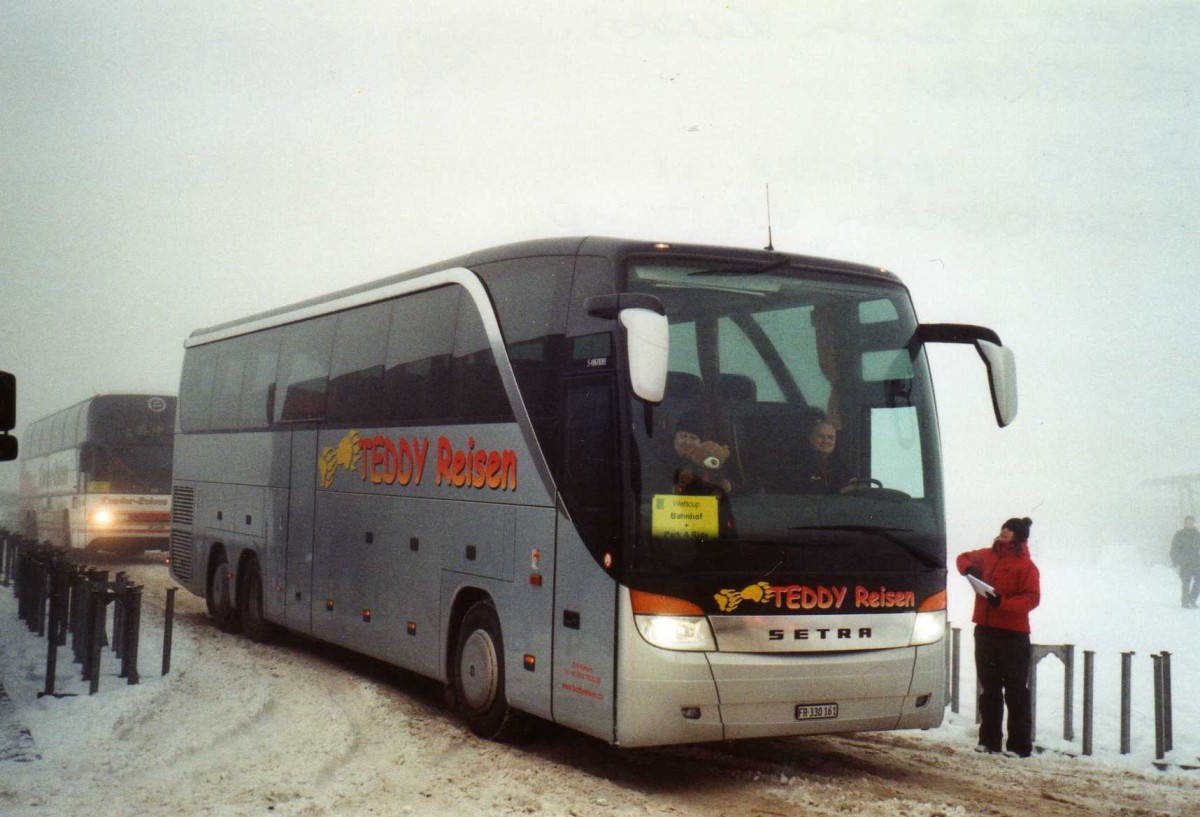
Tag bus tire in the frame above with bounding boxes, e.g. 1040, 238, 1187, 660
453, 600, 524, 741
206, 549, 240, 633
237, 556, 275, 643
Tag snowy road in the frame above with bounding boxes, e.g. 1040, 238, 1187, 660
1, 554, 1197, 817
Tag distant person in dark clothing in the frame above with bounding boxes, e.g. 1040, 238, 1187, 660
1169, 516, 1200, 609
956, 516, 1041, 758
794, 420, 850, 493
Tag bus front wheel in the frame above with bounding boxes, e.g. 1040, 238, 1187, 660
452, 600, 524, 741
206, 549, 240, 633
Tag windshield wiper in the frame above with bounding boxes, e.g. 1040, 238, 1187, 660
688, 258, 791, 277
786, 525, 945, 569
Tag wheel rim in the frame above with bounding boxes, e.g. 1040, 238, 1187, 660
459, 629, 499, 711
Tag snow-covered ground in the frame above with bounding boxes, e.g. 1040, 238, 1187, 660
1, 547, 1197, 816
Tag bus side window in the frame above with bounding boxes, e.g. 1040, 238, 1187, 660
239, 330, 281, 430
211, 337, 249, 430
327, 301, 391, 424
180, 344, 218, 432
384, 287, 458, 424
452, 294, 513, 423
276, 316, 336, 423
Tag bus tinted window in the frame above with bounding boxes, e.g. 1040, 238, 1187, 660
50, 412, 66, 452
211, 337, 249, 430
180, 344, 218, 431
384, 287, 458, 424
452, 296, 513, 422
66, 404, 85, 447
239, 330, 280, 429
277, 317, 335, 422
328, 301, 392, 424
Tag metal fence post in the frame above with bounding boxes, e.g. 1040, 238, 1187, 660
1162, 651, 1173, 753
1082, 650, 1094, 756
1062, 644, 1075, 742
950, 627, 961, 714
121, 585, 141, 685
1152, 653, 1165, 761
162, 587, 176, 676
1120, 651, 1134, 755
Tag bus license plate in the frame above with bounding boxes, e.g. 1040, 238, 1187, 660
795, 703, 838, 721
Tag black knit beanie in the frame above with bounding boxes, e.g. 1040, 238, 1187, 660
1003, 516, 1032, 543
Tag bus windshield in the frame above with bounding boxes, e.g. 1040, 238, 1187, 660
85, 396, 175, 494
625, 259, 944, 576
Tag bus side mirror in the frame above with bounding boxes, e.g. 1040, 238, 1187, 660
584, 294, 669, 403
975, 339, 1017, 428
0, 370, 16, 461
913, 324, 1018, 428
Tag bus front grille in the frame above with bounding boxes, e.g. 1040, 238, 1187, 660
170, 530, 194, 583
172, 486, 195, 527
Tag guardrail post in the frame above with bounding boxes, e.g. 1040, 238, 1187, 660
1082, 650, 1094, 756
87, 587, 106, 694
1120, 651, 1134, 755
121, 585, 142, 685
1153, 653, 1165, 761
950, 627, 961, 714
1062, 644, 1075, 742
162, 587, 176, 676
1161, 651, 1173, 752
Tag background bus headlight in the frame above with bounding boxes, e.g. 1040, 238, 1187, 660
634, 615, 715, 651
91, 508, 115, 526
910, 610, 946, 646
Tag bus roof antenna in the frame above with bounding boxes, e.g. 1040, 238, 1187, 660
764, 183, 774, 251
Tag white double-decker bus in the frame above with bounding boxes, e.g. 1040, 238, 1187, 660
19, 394, 175, 552
170, 237, 1016, 746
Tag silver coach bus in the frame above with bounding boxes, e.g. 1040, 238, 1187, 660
170, 237, 1016, 746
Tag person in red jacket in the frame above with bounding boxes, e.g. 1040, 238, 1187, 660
956, 516, 1041, 758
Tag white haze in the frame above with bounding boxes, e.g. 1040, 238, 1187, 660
3, 2, 1199, 558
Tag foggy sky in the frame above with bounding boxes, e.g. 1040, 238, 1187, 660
3, 1, 1198, 554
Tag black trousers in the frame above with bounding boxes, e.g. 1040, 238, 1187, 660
975, 625, 1032, 756
1179, 566, 1199, 606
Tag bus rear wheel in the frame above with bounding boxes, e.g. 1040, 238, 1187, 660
206, 549, 240, 633
237, 557, 275, 643
452, 600, 524, 741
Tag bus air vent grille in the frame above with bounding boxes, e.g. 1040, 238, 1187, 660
170, 530, 194, 583
172, 486, 196, 527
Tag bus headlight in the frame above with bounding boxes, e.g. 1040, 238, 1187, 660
910, 611, 946, 646
91, 508, 115, 526
635, 615, 716, 651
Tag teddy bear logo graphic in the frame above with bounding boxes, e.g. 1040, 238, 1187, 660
713, 581, 774, 612
318, 429, 362, 488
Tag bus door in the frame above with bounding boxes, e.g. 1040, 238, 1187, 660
551, 372, 620, 740
284, 422, 319, 634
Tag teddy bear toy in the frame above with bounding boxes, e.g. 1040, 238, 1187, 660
674, 438, 733, 498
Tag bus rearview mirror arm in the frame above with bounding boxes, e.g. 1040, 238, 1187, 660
585, 295, 669, 404
913, 324, 1018, 428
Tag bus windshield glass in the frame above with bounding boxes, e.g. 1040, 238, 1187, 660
625, 259, 944, 575
85, 396, 175, 494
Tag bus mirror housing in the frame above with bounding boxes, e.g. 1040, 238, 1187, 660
913, 324, 1018, 428
0, 370, 16, 461
975, 339, 1017, 428
585, 294, 669, 403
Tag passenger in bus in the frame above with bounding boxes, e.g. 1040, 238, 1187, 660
792, 420, 850, 493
